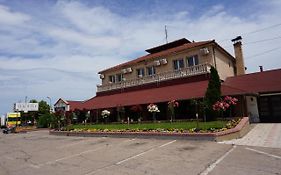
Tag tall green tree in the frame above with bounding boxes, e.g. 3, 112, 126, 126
38, 100, 50, 115
204, 66, 221, 121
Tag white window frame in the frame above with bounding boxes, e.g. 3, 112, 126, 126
116, 74, 123, 82
187, 55, 199, 67
173, 59, 184, 70
137, 68, 145, 78
147, 66, 156, 76
109, 75, 116, 83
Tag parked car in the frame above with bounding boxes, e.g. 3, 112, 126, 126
2, 126, 16, 134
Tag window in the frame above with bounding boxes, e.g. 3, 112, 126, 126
116, 74, 123, 82
147, 66, 156, 76
173, 59, 184, 70
109, 75, 115, 83
187, 55, 199, 67
137, 68, 145, 77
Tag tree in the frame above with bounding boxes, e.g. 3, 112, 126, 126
38, 113, 55, 128
38, 100, 50, 115
204, 66, 221, 121
167, 100, 179, 122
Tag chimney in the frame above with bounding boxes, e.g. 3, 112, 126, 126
231, 36, 245, 75
259, 66, 263, 72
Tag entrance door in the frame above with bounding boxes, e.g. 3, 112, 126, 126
259, 95, 281, 122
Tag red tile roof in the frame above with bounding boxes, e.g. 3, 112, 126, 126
82, 80, 252, 110
224, 68, 281, 94
84, 80, 209, 109
99, 40, 215, 74
63, 68, 281, 111
54, 98, 85, 111
67, 101, 85, 111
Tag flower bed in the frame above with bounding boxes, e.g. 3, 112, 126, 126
50, 117, 249, 141
62, 118, 241, 134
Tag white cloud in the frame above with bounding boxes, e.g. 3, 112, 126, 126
47, 27, 121, 51
0, 4, 30, 25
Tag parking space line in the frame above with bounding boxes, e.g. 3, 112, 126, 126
57, 137, 106, 149
35, 138, 135, 168
245, 147, 281, 159
199, 145, 236, 175
84, 140, 176, 175
116, 140, 176, 165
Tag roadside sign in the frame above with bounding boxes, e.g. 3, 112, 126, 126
14, 103, 39, 112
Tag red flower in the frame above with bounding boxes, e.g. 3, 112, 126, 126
168, 100, 179, 108
213, 96, 238, 112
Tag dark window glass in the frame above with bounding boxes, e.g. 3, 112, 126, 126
173, 59, 184, 70
137, 68, 145, 77
116, 74, 123, 82
109, 75, 115, 83
147, 66, 156, 76
187, 55, 199, 67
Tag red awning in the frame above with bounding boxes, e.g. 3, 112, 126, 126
84, 80, 209, 109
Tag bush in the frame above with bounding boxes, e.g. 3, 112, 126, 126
37, 113, 54, 128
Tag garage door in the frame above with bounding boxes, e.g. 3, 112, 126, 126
259, 95, 281, 122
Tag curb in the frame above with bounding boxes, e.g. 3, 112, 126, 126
49, 117, 250, 141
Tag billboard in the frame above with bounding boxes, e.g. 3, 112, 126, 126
14, 103, 39, 112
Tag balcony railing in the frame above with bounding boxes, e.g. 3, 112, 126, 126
97, 63, 211, 93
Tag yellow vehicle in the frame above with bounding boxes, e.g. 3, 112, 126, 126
6, 112, 21, 127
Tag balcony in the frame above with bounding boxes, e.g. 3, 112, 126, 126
97, 63, 211, 93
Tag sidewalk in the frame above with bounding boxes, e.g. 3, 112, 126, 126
219, 123, 281, 148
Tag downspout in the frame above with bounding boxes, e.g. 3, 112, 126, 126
212, 45, 217, 69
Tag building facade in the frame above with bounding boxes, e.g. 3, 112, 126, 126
96, 38, 236, 95
55, 37, 281, 123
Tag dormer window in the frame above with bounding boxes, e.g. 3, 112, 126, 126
173, 59, 184, 70
187, 55, 199, 67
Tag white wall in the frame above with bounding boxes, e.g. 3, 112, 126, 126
1, 115, 6, 126
246, 96, 260, 123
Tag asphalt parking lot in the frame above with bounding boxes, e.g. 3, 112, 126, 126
0, 129, 280, 175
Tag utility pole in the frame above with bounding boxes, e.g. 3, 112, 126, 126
165, 25, 168, 44
47, 97, 52, 113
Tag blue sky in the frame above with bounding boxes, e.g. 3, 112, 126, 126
0, 0, 281, 115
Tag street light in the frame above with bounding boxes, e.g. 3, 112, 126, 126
47, 97, 52, 113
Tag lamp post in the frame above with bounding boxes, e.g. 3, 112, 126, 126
47, 97, 52, 113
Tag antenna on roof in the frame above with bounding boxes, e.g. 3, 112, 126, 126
165, 25, 168, 44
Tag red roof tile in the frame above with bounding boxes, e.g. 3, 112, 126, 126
68, 68, 281, 110
99, 40, 215, 74
67, 101, 84, 111
84, 80, 209, 109
224, 68, 281, 94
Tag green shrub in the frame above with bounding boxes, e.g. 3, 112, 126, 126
37, 113, 53, 128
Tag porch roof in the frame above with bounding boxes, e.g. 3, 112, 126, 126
224, 68, 281, 94
83, 80, 250, 110
84, 80, 209, 109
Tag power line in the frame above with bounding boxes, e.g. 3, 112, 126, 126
219, 22, 281, 42
244, 36, 281, 45
221, 35, 281, 49
246, 46, 281, 59
242, 22, 281, 36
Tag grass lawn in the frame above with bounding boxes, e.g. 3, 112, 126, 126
68, 121, 228, 131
